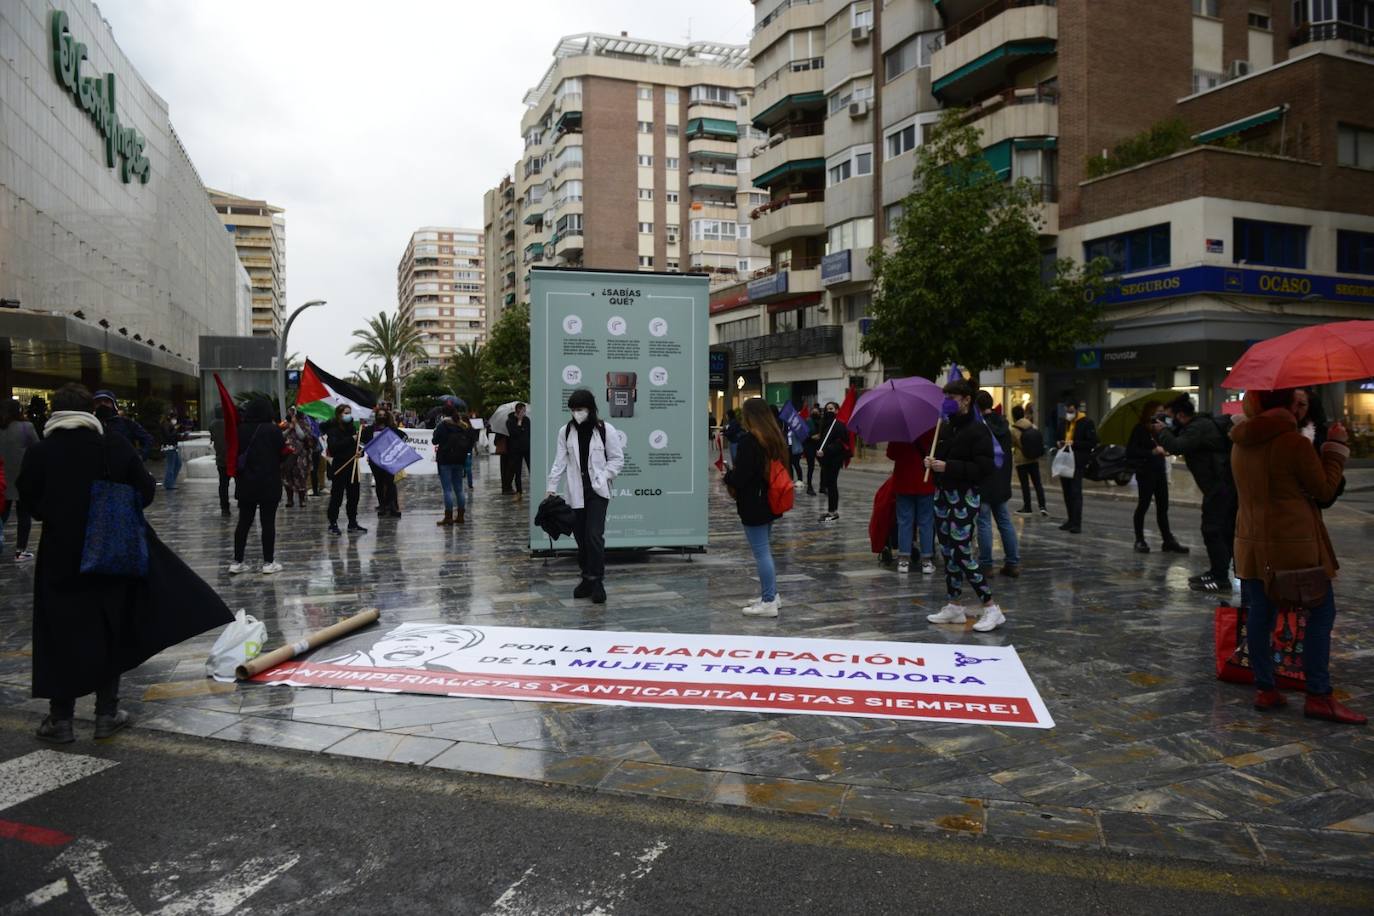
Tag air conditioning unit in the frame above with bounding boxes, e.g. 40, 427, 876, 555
848, 100, 869, 118
851, 25, 870, 43
1229, 60, 1252, 79
667, 235, 678, 244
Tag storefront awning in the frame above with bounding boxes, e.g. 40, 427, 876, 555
753, 158, 825, 188
1192, 105, 1287, 144
686, 118, 738, 139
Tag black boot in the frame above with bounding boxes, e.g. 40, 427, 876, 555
1134, 539, 1150, 553
1161, 539, 1190, 554
573, 579, 595, 599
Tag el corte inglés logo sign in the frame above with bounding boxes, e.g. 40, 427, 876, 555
51, 10, 151, 184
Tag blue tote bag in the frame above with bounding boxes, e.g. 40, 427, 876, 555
80, 443, 149, 577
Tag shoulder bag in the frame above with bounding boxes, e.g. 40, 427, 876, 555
1261, 440, 1328, 609
80, 436, 149, 577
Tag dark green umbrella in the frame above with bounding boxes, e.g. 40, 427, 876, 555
1097, 389, 1185, 446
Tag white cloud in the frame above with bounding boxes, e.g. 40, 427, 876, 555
96, 0, 752, 376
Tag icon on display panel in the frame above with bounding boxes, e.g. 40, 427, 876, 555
606, 371, 637, 418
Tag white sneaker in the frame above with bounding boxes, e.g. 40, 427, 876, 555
927, 603, 966, 624
741, 593, 781, 610
897, 560, 910, 575
261, 562, 283, 575
743, 597, 780, 618
973, 604, 1006, 632
922, 560, 936, 575
228, 561, 246, 575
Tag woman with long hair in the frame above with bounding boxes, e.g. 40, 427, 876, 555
723, 398, 789, 618
1126, 400, 1188, 554
281, 407, 316, 508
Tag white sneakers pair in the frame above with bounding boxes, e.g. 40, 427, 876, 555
897, 559, 937, 576
230, 561, 282, 575
742, 595, 781, 618
927, 602, 1006, 632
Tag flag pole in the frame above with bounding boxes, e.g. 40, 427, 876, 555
351, 422, 363, 485
924, 419, 943, 483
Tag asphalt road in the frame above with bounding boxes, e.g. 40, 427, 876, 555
1, 716, 1370, 915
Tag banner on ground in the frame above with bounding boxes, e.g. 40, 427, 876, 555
250, 623, 1054, 728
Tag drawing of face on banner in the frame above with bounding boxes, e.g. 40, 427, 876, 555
320, 624, 485, 671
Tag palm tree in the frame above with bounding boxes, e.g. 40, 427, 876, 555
285, 351, 303, 370
349, 364, 387, 401
445, 342, 486, 416
346, 311, 427, 404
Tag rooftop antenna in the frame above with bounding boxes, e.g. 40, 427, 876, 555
685, 17, 692, 44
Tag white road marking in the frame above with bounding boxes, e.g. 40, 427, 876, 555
480, 839, 669, 916
0, 879, 70, 915
483, 865, 539, 915
0, 750, 118, 812
154, 853, 301, 916
54, 839, 140, 916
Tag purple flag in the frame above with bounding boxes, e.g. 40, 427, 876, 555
778, 402, 809, 442
363, 427, 422, 475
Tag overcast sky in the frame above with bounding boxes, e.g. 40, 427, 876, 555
97, 0, 753, 376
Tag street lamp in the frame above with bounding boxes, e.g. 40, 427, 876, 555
278, 299, 326, 418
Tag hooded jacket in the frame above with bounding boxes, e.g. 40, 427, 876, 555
1157, 412, 1228, 496
235, 398, 285, 504
933, 411, 994, 491
1231, 399, 1347, 581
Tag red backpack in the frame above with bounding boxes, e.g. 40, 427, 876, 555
767, 459, 794, 515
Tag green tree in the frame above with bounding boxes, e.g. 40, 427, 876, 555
867, 110, 1113, 382
348, 364, 387, 401
445, 342, 487, 416
481, 302, 530, 408
400, 366, 450, 414
346, 311, 427, 404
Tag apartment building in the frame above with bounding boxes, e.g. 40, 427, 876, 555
396, 227, 486, 378
513, 33, 767, 302
483, 172, 519, 334
208, 188, 287, 338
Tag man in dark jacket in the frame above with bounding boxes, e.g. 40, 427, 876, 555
1057, 400, 1097, 533
93, 389, 152, 456
1155, 394, 1235, 592
321, 405, 368, 536
506, 402, 531, 494
231, 398, 285, 574
209, 408, 232, 516
974, 392, 1020, 577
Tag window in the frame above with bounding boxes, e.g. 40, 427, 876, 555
639, 222, 654, 234
1249, 12, 1272, 28
856, 149, 872, 176
638, 188, 654, 200
884, 202, 905, 233
737, 223, 750, 240
667, 260, 680, 271
556, 213, 583, 234
843, 293, 872, 323
828, 160, 851, 185
1338, 124, 1374, 168
827, 146, 873, 186
1084, 224, 1171, 274
666, 157, 680, 169
690, 85, 737, 106
639, 256, 655, 268
1337, 230, 1374, 275
1192, 69, 1223, 94
852, 3, 873, 28
666, 124, 679, 137
1234, 218, 1308, 268
886, 123, 918, 159
637, 155, 654, 166
690, 219, 739, 241
637, 86, 653, 100
717, 316, 759, 342
738, 259, 750, 272
883, 31, 939, 81
1192, 0, 1219, 16
827, 218, 874, 252
665, 89, 679, 104
556, 77, 582, 104
828, 79, 873, 115
638, 121, 654, 133
557, 180, 583, 203
666, 191, 680, 203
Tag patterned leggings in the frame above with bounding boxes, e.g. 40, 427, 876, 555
935, 487, 992, 604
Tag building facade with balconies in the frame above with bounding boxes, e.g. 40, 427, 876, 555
208, 189, 287, 338
483, 172, 519, 335
397, 227, 486, 380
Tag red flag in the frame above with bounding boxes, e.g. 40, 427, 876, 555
214, 373, 239, 478
799, 403, 810, 421
714, 434, 726, 471
836, 387, 858, 467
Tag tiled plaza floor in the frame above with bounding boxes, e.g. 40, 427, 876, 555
2, 452, 1371, 875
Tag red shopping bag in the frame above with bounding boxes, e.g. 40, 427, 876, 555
1214, 604, 1307, 690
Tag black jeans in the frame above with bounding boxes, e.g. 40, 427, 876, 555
1133, 471, 1175, 541
574, 493, 609, 582
1016, 463, 1045, 510
328, 470, 361, 526
511, 451, 530, 492
1060, 475, 1083, 528
499, 452, 516, 492
1, 500, 32, 551
217, 467, 232, 512
372, 467, 399, 514
1200, 486, 1237, 580
820, 464, 841, 513
50, 674, 120, 719
804, 450, 817, 488
234, 498, 278, 563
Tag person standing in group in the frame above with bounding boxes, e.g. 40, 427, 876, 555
434, 404, 477, 526
158, 408, 185, 491
93, 390, 152, 457
1127, 401, 1188, 555
546, 389, 624, 605
230, 398, 285, 575
816, 401, 850, 523
209, 407, 232, 517
803, 406, 821, 496
975, 391, 1020, 577
507, 402, 531, 495
1011, 404, 1048, 516
722, 409, 743, 468
1155, 394, 1234, 592
1232, 389, 1363, 724
25, 395, 47, 440
322, 404, 367, 536
466, 410, 480, 490
363, 407, 402, 518
281, 407, 316, 508
723, 398, 788, 617
307, 412, 325, 498
925, 380, 1005, 632
0, 401, 38, 561
1056, 400, 1097, 534
886, 428, 937, 576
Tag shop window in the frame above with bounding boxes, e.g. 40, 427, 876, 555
1084, 224, 1171, 274
884, 202, 905, 234
1337, 229, 1374, 275
1233, 218, 1308, 268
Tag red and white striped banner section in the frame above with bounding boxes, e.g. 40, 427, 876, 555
251, 623, 1054, 728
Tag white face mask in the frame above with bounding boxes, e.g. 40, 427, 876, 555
572, 409, 590, 424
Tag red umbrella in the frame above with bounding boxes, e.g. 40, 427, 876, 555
1221, 320, 1374, 390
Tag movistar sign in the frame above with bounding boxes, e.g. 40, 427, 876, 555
51, 10, 151, 184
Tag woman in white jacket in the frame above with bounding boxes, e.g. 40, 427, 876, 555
546, 389, 625, 604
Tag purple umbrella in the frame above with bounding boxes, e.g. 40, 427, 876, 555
847, 377, 944, 444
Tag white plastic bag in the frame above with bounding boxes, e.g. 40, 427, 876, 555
205, 610, 267, 682
1051, 446, 1076, 479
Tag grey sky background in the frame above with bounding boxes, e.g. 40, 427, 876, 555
97, 0, 752, 378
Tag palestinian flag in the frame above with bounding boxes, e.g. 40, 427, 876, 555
295, 360, 376, 422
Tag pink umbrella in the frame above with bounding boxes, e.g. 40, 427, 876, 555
847, 377, 944, 444
1222, 320, 1374, 390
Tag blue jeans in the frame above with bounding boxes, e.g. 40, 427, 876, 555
895, 493, 934, 559
163, 448, 182, 489
1242, 578, 1336, 695
977, 499, 1020, 566
438, 464, 466, 511
743, 522, 776, 602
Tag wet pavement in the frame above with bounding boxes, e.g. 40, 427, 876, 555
1, 453, 1371, 876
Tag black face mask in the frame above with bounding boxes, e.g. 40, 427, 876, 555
95, 404, 115, 420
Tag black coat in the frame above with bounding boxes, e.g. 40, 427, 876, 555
433, 419, 477, 466
506, 415, 531, 454
1126, 423, 1167, 478
235, 412, 285, 505
723, 432, 778, 527
817, 417, 850, 467
17, 426, 232, 699
934, 412, 995, 491
321, 418, 361, 473
980, 412, 1015, 505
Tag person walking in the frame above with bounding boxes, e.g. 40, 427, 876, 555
1155, 394, 1234, 592
546, 390, 624, 605
1127, 401, 1188, 555
0, 401, 38, 561
1232, 389, 1363, 724
975, 391, 1020, 577
322, 404, 367, 536
1056, 401, 1097, 534
924, 380, 1004, 631
466, 410, 480, 490
434, 403, 477, 525
886, 428, 937, 576
1011, 404, 1048, 516
282, 407, 316, 508
816, 401, 850, 523
507, 402, 531, 495
230, 398, 285, 575
209, 407, 233, 517
158, 409, 185, 491
723, 398, 788, 617
363, 407, 402, 518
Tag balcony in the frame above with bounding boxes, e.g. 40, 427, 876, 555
722, 324, 843, 368
746, 260, 822, 303
551, 231, 584, 260
964, 87, 1057, 149
752, 59, 826, 129
687, 137, 738, 163
751, 0, 825, 56
752, 193, 825, 247
931, 0, 1058, 105
1291, 19, 1374, 53
753, 129, 824, 189
688, 167, 739, 191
